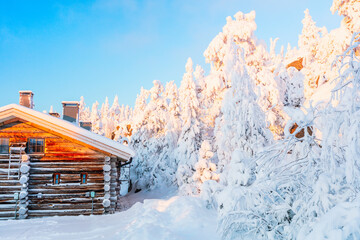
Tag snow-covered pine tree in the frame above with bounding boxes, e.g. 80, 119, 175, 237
91, 101, 102, 135
131, 81, 179, 189
102, 97, 110, 119
110, 95, 121, 119
297, 9, 330, 98
79, 96, 91, 122
215, 43, 272, 171
164, 80, 181, 136
202, 11, 259, 130
129, 88, 150, 189
100, 97, 114, 139
131, 87, 149, 132
299, 9, 324, 64
175, 58, 202, 195
192, 140, 219, 193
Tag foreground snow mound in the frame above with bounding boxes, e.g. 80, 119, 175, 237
0, 196, 218, 240
300, 199, 360, 240
123, 196, 218, 240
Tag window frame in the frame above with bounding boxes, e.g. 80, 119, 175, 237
27, 138, 45, 154
80, 173, 88, 185
53, 173, 61, 185
0, 138, 9, 154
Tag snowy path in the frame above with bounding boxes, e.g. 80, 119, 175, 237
0, 190, 219, 240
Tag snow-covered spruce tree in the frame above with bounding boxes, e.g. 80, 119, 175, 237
129, 88, 149, 188
145, 80, 178, 188
162, 81, 182, 180
192, 140, 219, 194
298, 9, 327, 96
215, 43, 272, 171
164, 81, 182, 135
211, 49, 280, 238
109, 96, 122, 141
175, 58, 202, 195
204, 10, 288, 140
79, 96, 91, 122
110, 95, 121, 120
131, 81, 178, 189
298, 9, 324, 65
100, 97, 110, 119
91, 101, 103, 135
202, 11, 259, 131
131, 87, 149, 133
193, 65, 213, 141
100, 97, 115, 139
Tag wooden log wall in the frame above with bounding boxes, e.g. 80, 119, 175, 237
0, 118, 112, 219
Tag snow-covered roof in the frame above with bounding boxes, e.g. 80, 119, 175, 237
0, 104, 135, 161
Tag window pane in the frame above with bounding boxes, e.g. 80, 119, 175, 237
38, 139, 44, 153
80, 173, 87, 184
28, 138, 45, 153
0, 138, 9, 154
53, 173, 60, 185
31, 144, 35, 154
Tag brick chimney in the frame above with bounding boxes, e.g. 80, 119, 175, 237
62, 101, 79, 123
19, 91, 34, 109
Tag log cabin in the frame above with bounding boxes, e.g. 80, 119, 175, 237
0, 91, 135, 220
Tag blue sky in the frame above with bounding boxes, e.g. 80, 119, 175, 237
0, 0, 342, 113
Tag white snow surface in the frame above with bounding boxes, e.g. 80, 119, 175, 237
300, 199, 360, 240
0, 189, 219, 240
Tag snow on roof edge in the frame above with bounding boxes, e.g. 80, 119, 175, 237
0, 104, 135, 160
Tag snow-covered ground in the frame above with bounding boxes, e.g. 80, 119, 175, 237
0, 189, 219, 240
300, 199, 360, 240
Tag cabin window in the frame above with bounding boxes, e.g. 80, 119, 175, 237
27, 138, 44, 154
0, 138, 9, 154
53, 173, 60, 185
80, 173, 88, 184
